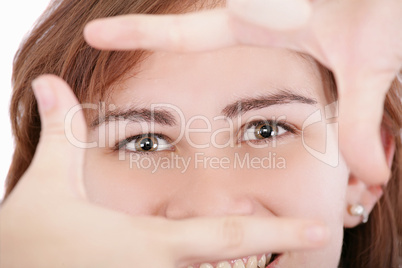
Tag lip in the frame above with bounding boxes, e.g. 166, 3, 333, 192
187, 253, 282, 268
266, 253, 282, 268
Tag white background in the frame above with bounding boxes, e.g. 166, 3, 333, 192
0, 0, 51, 201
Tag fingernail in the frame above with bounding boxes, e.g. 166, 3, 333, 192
304, 225, 328, 244
32, 78, 55, 112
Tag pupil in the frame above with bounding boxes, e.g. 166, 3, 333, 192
258, 124, 273, 138
140, 137, 154, 151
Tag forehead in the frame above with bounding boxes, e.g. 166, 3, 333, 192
110, 46, 328, 112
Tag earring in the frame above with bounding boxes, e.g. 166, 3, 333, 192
348, 204, 369, 223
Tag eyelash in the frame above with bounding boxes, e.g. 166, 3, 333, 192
114, 133, 174, 155
114, 120, 297, 154
238, 120, 297, 144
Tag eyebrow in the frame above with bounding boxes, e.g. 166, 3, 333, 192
91, 108, 177, 127
91, 91, 317, 127
221, 91, 317, 118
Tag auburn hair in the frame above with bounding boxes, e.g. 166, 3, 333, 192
5, 0, 402, 267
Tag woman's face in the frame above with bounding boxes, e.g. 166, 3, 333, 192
83, 46, 349, 267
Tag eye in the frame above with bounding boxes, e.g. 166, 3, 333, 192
241, 121, 289, 142
118, 134, 173, 153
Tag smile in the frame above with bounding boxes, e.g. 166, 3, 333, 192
188, 253, 282, 268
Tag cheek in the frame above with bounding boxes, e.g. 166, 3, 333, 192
248, 144, 347, 267
249, 136, 349, 223
83, 149, 171, 215
266, 116, 347, 221
83, 145, 348, 267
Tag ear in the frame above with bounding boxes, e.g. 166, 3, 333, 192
343, 124, 395, 228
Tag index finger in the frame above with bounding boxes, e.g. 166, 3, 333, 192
84, 9, 236, 52
167, 216, 329, 267
83, 3, 309, 53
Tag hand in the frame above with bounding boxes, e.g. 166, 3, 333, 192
83, 0, 402, 185
0, 75, 328, 268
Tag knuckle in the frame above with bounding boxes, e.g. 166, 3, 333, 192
167, 17, 185, 51
218, 217, 245, 249
149, 218, 176, 246
41, 122, 66, 139
227, 16, 243, 44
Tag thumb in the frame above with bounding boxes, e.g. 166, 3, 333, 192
337, 74, 391, 185
29, 75, 87, 198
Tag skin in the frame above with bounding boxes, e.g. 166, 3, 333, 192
84, 47, 348, 266
0, 75, 330, 268
1, 0, 398, 266
84, 0, 402, 187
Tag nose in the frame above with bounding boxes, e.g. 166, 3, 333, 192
163, 169, 257, 219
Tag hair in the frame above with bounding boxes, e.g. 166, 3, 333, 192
4, 0, 402, 267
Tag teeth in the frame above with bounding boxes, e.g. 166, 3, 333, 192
246, 256, 258, 268
193, 254, 273, 268
258, 254, 266, 268
200, 264, 214, 268
217, 261, 231, 268
266, 253, 272, 264
233, 260, 246, 268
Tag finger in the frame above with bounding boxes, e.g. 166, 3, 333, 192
337, 74, 392, 185
84, 9, 237, 52
84, 7, 309, 53
29, 75, 87, 197
228, 0, 312, 30
167, 217, 329, 266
